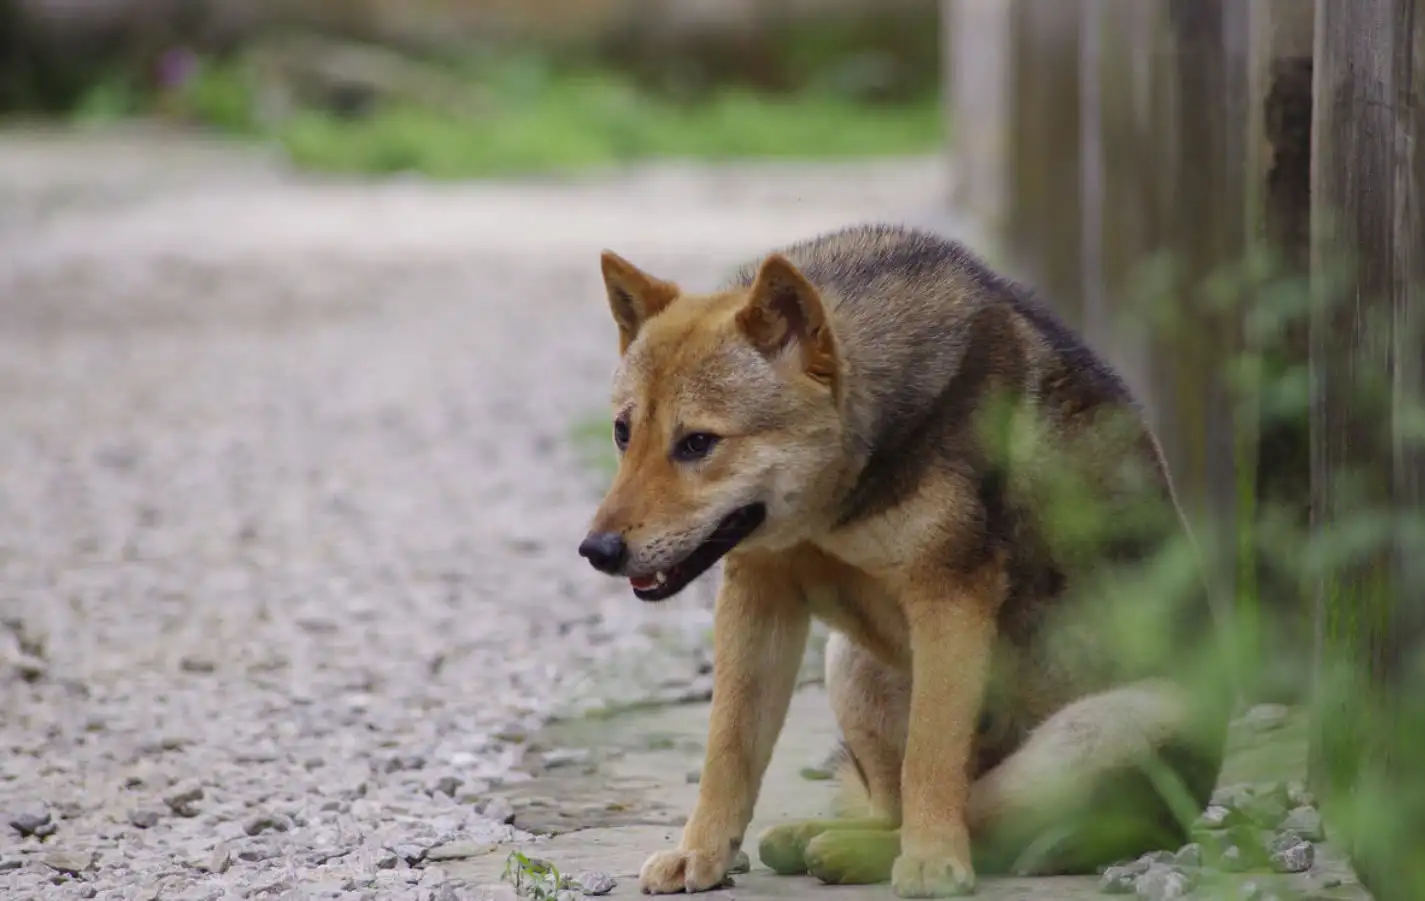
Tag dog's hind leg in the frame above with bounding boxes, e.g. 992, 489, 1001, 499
758, 630, 908, 882
967, 679, 1228, 876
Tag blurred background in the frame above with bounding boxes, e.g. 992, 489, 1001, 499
0, 0, 944, 175
1, 2, 1421, 900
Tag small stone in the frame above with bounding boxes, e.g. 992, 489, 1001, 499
1320, 875, 1343, 888
1172, 843, 1201, 868
479, 797, 515, 824
178, 655, 216, 673
422, 866, 450, 885
1219, 846, 1250, 872
728, 850, 751, 875
9, 807, 52, 836
1286, 781, 1316, 809
1241, 703, 1290, 732
574, 870, 616, 896
1212, 783, 1252, 807
308, 847, 352, 865
1242, 786, 1290, 827
11, 653, 47, 681
1196, 804, 1234, 829
41, 850, 94, 876
1268, 837, 1313, 873
1134, 863, 1196, 900
685, 769, 701, 784
1099, 865, 1138, 893
31, 821, 57, 838
541, 748, 591, 769
1138, 850, 1176, 866
163, 783, 204, 817
237, 842, 280, 863
429, 885, 463, 901
430, 775, 463, 798
0, 858, 21, 871
390, 843, 427, 865
1279, 806, 1324, 842
385, 754, 427, 773
425, 841, 492, 862
1238, 881, 1264, 901
375, 851, 400, 870
207, 845, 233, 874
127, 808, 163, 829
243, 812, 291, 836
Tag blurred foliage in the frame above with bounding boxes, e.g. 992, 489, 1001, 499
58, 46, 942, 178
3, 0, 945, 179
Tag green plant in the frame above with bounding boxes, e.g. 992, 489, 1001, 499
501, 850, 569, 900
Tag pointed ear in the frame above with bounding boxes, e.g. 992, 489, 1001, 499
736, 254, 839, 386
601, 250, 680, 355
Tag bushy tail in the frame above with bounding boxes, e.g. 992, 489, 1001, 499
825, 739, 878, 820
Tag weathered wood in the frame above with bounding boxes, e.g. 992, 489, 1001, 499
945, 0, 1014, 234
1004, 0, 1085, 325
1239, 0, 1315, 703
1000, 0, 1249, 615
951, 1, 1322, 694
1309, 0, 1425, 897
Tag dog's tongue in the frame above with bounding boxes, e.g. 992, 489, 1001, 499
630, 575, 658, 591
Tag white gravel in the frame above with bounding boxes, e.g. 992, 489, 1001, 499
0, 128, 950, 900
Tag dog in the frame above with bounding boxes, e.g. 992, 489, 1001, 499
576, 224, 1231, 897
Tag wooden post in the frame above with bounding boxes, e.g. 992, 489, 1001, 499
1004, 0, 1084, 323
973, 0, 1253, 630
945, 0, 1013, 236
1310, 0, 1425, 897
1238, 0, 1316, 703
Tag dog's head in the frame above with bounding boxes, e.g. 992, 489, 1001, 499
577, 250, 846, 600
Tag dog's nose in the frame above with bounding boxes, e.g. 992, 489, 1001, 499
578, 532, 627, 575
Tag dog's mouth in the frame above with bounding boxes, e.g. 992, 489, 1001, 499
627, 503, 766, 602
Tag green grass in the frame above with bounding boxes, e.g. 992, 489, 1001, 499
278, 86, 941, 179
87, 51, 943, 180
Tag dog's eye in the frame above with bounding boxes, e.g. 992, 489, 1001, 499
612, 419, 630, 450
673, 432, 720, 462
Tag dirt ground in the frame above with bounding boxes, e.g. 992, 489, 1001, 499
0, 126, 951, 900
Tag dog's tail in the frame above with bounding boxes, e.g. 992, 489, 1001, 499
823, 739, 877, 820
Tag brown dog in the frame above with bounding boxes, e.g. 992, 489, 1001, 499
577, 224, 1230, 897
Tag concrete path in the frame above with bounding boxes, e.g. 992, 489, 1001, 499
440, 687, 1368, 901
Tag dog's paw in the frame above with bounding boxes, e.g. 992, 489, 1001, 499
891, 849, 976, 898
638, 848, 728, 894
805, 829, 900, 885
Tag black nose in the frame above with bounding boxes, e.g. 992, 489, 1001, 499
578, 532, 627, 575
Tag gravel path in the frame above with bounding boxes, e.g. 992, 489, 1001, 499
0, 128, 948, 900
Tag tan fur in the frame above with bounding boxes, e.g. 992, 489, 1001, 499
580, 225, 1230, 897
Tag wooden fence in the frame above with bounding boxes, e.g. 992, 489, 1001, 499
943, 1, 1422, 897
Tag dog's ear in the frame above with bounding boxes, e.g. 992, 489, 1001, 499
736, 254, 839, 387
600, 251, 680, 355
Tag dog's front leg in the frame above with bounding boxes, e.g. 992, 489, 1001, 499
639, 555, 810, 894
892, 563, 1003, 898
